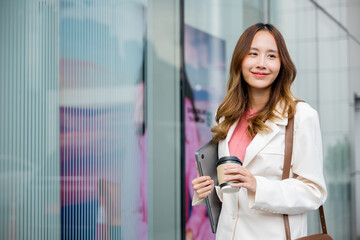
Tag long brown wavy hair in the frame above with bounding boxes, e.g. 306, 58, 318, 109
211, 23, 297, 143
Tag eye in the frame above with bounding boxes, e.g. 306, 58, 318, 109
268, 54, 277, 59
248, 52, 257, 56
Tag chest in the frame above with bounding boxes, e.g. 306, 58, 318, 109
221, 124, 288, 179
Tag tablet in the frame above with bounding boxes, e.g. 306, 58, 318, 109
195, 140, 222, 233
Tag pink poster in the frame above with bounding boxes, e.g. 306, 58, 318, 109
184, 25, 226, 240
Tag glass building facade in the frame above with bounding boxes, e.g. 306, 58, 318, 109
0, 0, 359, 240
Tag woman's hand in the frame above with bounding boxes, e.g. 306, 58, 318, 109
192, 176, 214, 199
224, 164, 257, 193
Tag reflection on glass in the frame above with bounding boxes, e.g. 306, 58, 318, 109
0, 1, 60, 239
0, 0, 148, 240
60, 1, 147, 239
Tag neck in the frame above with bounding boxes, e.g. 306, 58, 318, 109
248, 87, 271, 111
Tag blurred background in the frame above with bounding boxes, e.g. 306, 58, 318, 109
0, 0, 359, 240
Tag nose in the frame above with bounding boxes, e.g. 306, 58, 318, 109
256, 55, 266, 69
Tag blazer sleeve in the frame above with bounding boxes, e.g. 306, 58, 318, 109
192, 192, 206, 206
249, 104, 328, 215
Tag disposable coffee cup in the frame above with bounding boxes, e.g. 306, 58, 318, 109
216, 156, 242, 193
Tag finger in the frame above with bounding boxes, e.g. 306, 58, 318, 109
229, 182, 243, 188
194, 179, 213, 191
192, 176, 211, 186
195, 180, 214, 198
224, 163, 243, 170
194, 179, 213, 190
198, 188, 214, 198
224, 174, 247, 183
224, 166, 246, 174
195, 163, 200, 177
196, 182, 214, 194
192, 176, 210, 187
231, 182, 256, 193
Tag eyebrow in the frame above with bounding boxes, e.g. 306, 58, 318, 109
250, 47, 278, 53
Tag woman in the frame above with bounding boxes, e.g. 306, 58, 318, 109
191, 23, 327, 239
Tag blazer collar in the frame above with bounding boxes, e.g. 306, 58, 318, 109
242, 120, 280, 167
272, 102, 288, 126
221, 103, 288, 167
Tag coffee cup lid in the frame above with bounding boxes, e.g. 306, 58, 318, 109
216, 156, 242, 167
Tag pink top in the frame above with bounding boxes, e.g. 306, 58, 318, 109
228, 109, 257, 162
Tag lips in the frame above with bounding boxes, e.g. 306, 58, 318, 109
252, 72, 269, 78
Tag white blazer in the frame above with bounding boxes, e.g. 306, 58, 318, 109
193, 102, 327, 240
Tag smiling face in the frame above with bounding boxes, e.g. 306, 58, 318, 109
241, 30, 281, 96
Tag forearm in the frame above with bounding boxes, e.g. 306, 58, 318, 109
249, 176, 326, 214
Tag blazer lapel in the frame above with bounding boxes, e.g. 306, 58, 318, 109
218, 119, 239, 158
242, 120, 280, 168
242, 103, 288, 167
219, 104, 288, 166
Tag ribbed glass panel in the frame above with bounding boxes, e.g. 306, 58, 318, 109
1, 0, 148, 239
0, 0, 61, 239
59, 1, 148, 240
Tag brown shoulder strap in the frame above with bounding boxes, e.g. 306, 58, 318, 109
282, 115, 294, 180
282, 116, 294, 240
319, 205, 328, 234
282, 112, 328, 239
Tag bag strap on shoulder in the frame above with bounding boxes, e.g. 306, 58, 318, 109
282, 103, 327, 239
